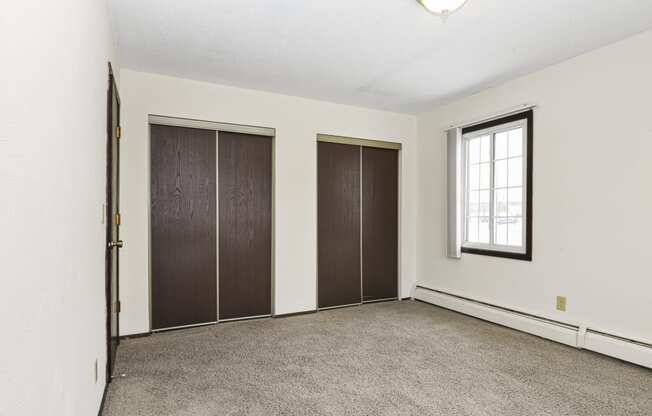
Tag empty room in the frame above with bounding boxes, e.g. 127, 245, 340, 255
3, 1, 652, 415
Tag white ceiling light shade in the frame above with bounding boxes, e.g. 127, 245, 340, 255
417, 0, 468, 16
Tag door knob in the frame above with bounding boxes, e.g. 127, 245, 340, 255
108, 240, 124, 249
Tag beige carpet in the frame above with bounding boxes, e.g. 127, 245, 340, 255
104, 300, 651, 416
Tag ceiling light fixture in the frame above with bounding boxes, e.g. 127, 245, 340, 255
417, 0, 468, 17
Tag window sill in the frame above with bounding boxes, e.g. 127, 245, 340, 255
461, 246, 532, 261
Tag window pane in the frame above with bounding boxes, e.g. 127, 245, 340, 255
469, 138, 480, 164
464, 120, 529, 253
494, 159, 507, 188
478, 217, 490, 243
508, 187, 523, 217
508, 157, 522, 187
468, 191, 479, 216
495, 131, 508, 160
494, 188, 507, 217
479, 163, 490, 189
480, 135, 491, 162
469, 164, 479, 190
494, 217, 508, 245
509, 128, 523, 157
467, 217, 479, 242
479, 190, 490, 217
508, 217, 522, 246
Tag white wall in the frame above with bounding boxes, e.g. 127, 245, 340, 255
0, 1, 118, 415
118, 70, 417, 335
417, 30, 652, 344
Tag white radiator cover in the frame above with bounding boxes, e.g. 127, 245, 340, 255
414, 286, 652, 369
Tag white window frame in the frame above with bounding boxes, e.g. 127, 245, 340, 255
461, 118, 529, 255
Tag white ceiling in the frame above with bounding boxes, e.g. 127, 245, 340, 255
110, 0, 652, 113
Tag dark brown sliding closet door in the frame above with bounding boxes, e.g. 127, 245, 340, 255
219, 132, 272, 320
150, 125, 217, 330
318, 142, 361, 308
362, 147, 398, 302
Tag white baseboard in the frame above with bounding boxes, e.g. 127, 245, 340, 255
584, 331, 652, 369
414, 286, 651, 369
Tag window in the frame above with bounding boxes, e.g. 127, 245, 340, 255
461, 110, 532, 261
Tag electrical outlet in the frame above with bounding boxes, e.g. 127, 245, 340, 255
94, 359, 98, 383
556, 296, 567, 312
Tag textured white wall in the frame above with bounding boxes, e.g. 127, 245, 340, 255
0, 1, 118, 415
118, 70, 418, 335
416, 30, 652, 343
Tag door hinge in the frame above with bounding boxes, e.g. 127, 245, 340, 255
115, 213, 121, 225
116, 126, 122, 139
113, 301, 121, 313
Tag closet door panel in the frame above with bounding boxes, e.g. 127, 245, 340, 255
318, 142, 361, 308
362, 147, 398, 301
150, 125, 217, 330
219, 132, 272, 320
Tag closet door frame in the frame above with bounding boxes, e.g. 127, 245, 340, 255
316, 134, 402, 310
147, 115, 276, 332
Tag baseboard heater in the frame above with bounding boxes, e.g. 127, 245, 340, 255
414, 285, 652, 369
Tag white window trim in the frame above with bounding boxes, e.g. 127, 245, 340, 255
461, 119, 528, 255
